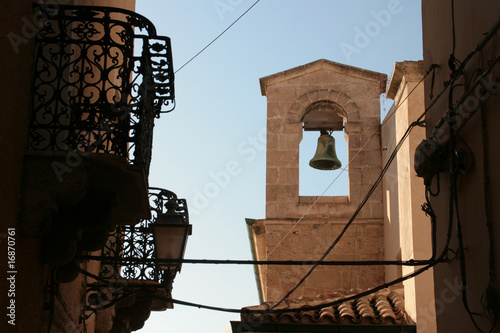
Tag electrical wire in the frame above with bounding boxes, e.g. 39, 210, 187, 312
451, 132, 497, 333
174, 0, 262, 74
73, 170, 453, 316
79, 255, 432, 267
76, 255, 446, 315
448, 0, 461, 74
445, 19, 498, 329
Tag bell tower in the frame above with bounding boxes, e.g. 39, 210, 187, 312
250, 59, 388, 302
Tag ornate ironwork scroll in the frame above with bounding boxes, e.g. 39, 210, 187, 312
99, 188, 189, 287
29, 4, 175, 174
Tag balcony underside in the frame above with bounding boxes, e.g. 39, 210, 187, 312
20, 152, 150, 264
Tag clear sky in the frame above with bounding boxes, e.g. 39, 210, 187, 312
134, 1, 423, 332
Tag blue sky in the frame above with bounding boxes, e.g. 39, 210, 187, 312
135, 1, 423, 332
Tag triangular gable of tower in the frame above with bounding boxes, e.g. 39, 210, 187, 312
259, 59, 387, 96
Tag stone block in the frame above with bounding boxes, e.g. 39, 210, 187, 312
278, 202, 301, 218
336, 91, 354, 106
348, 132, 363, 148
302, 237, 330, 257
266, 133, 279, 149
267, 150, 298, 167
278, 167, 299, 186
325, 89, 340, 102
265, 202, 279, 218
305, 268, 342, 291
355, 235, 383, 256
266, 185, 281, 202
267, 85, 299, 102
305, 203, 329, 219
357, 267, 384, 288
284, 123, 303, 135
267, 244, 295, 262
356, 150, 382, 168
348, 186, 362, 204
341, 269, 357, 290
266, 287, 284, 302
280, 268, 303, 290
267, 118, 284, 133
344, 119, 363, 135
282, 185, 299, 201
328, 237, 356, 256
361, 167, 382, 185
266, 168, 279, 185
348, 167, 363, 185
328, 202, 355, 218
362, 117, 382, 131
369, 200, 383, 217
266, 101, 286, 118
279, 133, 300, 150
362, 132, 381, 150
265, 229, 285, 248
362, 224, 384, 238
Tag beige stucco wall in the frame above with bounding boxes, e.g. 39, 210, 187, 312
422, 1, 500, 332
78, 0, 135, 10
1, 1, 49, 331
382, 61, 437, 333
253, 59, 387, 302
0, 1, 137, 332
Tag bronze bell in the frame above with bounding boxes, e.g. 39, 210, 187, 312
309, 131, 342, 170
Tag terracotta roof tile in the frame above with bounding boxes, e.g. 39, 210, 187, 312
240, 288, 413, 326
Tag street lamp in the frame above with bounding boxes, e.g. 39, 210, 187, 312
152, 204, 192, 275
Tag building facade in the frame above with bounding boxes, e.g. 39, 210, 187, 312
232, 60, 426, 332
420, 1, 500, 332
1, 1, 188, 332
382, 60, 437, 333
254, 59, 388, 301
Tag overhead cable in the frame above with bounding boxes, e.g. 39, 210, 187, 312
78, 255, 432, 266
174, 0, 262, 74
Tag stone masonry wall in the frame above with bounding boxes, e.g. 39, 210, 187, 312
256, 59, 387, 302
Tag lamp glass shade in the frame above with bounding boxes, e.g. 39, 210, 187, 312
152, 217, 191, 271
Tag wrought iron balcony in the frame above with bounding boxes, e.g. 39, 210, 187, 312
97, 188, 189, 292
20, 5, 176, 263
77, 187, 190, 325
28, 4, 175, 175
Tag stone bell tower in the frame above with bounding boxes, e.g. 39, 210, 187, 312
249, 59, 388, 302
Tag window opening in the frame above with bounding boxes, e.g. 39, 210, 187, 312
299, 131, 348, 196
299, 100, 349, 196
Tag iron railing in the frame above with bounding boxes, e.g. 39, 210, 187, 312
99, 188, 189, 287
28, 4, 175, 175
